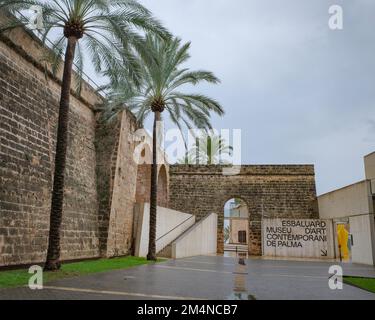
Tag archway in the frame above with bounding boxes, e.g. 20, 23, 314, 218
169, 165, 318, 256
135, 146, 152, 204
157, 165, 168, 207
223, 198, 249, 255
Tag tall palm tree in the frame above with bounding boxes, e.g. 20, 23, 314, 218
103, 35, 224, 260
0, 0, 169, 270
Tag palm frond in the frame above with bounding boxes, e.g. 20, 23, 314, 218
100, 34, 224, 161
0, 0, 170, 94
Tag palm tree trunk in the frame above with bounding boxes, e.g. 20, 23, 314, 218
208, 137, 212, 165
147, 111, 160, 261
44, 37, 77, 271
196, 137, 199, 165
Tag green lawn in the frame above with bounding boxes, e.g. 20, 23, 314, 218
0, 256, 162, 289
344, 276, 375, 293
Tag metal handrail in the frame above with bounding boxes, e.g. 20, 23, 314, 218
156, 215, 195, 243
171, 212, 216, 243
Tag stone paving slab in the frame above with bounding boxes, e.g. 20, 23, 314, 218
0, 256, 374, 300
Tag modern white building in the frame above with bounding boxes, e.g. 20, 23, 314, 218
318, 152, 375, 265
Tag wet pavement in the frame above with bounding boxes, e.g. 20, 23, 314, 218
0, 255, 374, 300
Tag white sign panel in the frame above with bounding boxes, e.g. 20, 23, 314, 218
263, 218, 334, 259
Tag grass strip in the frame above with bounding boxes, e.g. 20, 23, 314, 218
0, 256, 163, 289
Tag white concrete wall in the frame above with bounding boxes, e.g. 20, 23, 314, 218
318, 181, 372, 219
365, 152, 375, 181
317, 179, 375, 265
134, 203, 195, 257
172, 213, 217, 259
230, 205, 248, 218
349, 214, 375, 265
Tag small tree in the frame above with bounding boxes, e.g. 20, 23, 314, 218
180, 131, 232, 165
224, 225, 230, 244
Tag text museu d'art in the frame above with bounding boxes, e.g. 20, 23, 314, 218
265, 220, 328, 248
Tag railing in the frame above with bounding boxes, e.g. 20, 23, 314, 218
156, 214, 195, 245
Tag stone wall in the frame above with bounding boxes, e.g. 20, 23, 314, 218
95, 110, 140, 257
0, 25, 102, 266
0, 14, 162, 266
104, 111, 139, 257
169, 165, 318, 255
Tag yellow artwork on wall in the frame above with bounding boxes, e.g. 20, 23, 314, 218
337, 224, 350, 261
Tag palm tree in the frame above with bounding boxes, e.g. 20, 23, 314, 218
224, 225, 230, 244
176, 152, 196, 165
179, 131, 232, 165
196, 132, 233, 164
103, 35, 224, 260
0, 0, 169, 270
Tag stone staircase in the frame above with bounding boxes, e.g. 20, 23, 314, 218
156, 216, 202, 258
157, 213, 218, 259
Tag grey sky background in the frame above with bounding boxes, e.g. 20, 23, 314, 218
82, 0, 375, 195
137, 0, 375, 196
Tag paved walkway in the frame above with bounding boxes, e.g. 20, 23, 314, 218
0, 256, 374, 300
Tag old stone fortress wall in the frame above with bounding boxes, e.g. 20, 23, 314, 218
1, 17, 374, 267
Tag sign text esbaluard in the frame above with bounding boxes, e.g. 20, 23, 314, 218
263, 219, 333, 259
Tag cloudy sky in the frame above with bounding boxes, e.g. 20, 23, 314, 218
71, 0, 374, 195
128, 0, 374, 195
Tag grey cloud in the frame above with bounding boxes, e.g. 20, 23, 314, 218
88, 0, 375, 195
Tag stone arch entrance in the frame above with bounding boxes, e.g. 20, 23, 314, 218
135, 146, 170, 207
223, 197, 249, 253
168, 165, 318, 256
220, 195, 258, 255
